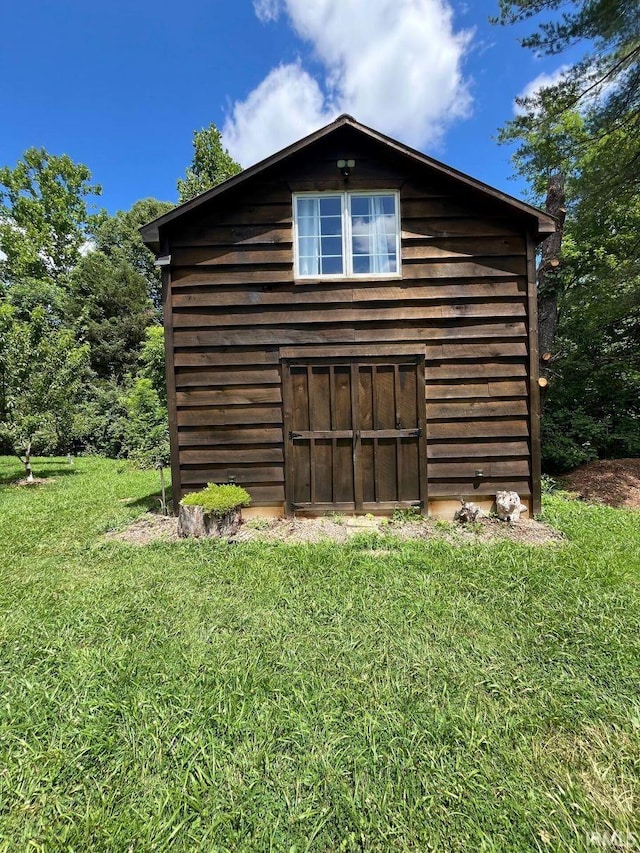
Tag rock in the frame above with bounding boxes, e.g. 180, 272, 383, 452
454, 500, 481, 523
177, 504, 243, 538
495, 490, 528, 522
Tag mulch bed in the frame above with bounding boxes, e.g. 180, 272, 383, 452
560, 458, 640, 509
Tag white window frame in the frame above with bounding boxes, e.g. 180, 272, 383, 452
293, 190, 401, 280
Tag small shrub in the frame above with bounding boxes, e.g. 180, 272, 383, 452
181, 483, 251, 516
325, 512, 345, 525
244, 517, 271, 530
391, 506, 422, 524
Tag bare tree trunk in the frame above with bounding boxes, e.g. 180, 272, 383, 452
537, 172, 566, 397
22, 441, 34, 482
159, 465, 167, 515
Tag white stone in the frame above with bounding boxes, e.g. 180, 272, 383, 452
495, 491, 528, 522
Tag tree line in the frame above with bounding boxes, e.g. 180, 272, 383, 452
495, 0, 640, 471
0, 125, 240, 481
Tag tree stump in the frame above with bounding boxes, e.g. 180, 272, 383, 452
177, 504, 243, 538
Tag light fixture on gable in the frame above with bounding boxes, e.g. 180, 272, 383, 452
337, 159, 355, 179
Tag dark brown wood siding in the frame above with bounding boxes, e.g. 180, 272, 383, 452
164, 132, 536, 508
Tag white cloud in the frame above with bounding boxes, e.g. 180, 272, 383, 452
0, 249, 7, 263
78, 239, 96, 257
514, 65, 570, 115
222, 63, 332, 167
226, 0, 474, 166
253, 0, 280, 22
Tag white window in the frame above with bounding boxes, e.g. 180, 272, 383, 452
293, 191, 400, 278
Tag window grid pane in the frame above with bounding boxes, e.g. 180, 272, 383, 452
296, 192, 397, 277
296, 195, 343, 276
350, 194, 397, 275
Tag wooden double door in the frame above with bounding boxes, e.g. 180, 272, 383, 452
283, 357, 427, 513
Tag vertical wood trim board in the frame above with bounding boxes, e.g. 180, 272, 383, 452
162, 251, 182, 513
526, 234, 542, 514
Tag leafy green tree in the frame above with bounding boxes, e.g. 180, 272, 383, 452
496, 2, 640, 469
0, 148, 100, 284
138, 325, 166, 405
498, 111, 588, 379
493, 0, 639, 205
177, 123, 242, 203
124, 377, 171, 512
0, 308, 91, 480
67, 251, 153, 380
73, 380, 129, 458
89, 198, 174, 312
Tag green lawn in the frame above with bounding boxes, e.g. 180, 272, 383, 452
1, 456, 639, 851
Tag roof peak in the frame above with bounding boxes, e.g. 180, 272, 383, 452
140, 115, 555, 249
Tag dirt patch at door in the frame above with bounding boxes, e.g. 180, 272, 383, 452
560, 458, 640, 509
108, 512, 563, 546
235, 515, 564, 546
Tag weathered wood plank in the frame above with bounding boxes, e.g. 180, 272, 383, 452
173, 321, 527, 348
171, 224, 292, 248
172, 245, 292, 267
402, 217, 521, 239
181, 466, 285, 484
427, 440, 530, 458
175, 387, 282, 406
355, 321, 528, 344
175, 367, 281, 388
401, 258, 527, 278
174, 328, 356, 347
280, 343, 423, 359
426, 380, 528, 400
402, 198, 494, 219
177, 406, 282, 427
428, 480, 531, 497
427, 399, 529, 418
171, 268, 293, 286
173, 349, 280, 367
429, 460, 531, 478
245, 485, 285, 504
425, 342, 528, 360
426, 382, 490, 400
427, 361, 527, 380
171, 302, 527, 328
180, 447, 284, 464
170, 240, 527, 269
401, 235, 526, 259
171, 259, 527, 287
171, 279, 527, 308
177, 427, 283, 446
426, 418, 529, 439
174, 343, 528, 366
192, 202, 292, 227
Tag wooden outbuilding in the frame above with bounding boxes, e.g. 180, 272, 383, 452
141, 115, 555, 519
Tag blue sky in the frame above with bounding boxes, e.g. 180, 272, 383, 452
0, 0, 574, 215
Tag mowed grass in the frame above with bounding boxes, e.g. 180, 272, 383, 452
1, 457, 640, 851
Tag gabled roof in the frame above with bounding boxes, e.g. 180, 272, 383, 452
140, 114, 555, 251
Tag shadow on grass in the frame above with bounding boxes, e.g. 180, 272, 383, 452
122, 489, 174, 514
0, 465, 79, 486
